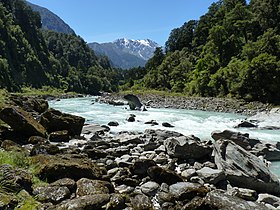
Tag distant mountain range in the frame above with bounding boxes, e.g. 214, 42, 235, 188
26, 1, 75, 35
88, 38, 160, 69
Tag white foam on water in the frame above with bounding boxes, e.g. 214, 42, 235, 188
49, 97, 280, 177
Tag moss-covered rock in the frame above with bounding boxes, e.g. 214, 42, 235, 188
32, 154, 103, 182
40, 108, 85, 137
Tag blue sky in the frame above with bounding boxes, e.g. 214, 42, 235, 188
27, 0, 216, 45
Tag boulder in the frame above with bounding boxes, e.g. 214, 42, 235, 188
123, 94, 144, 110
203, 189, 267, 210
162, 122, 175, 128
140, 181, 160, 196
236, 121, 257, 128
129, 159, 157, 177
130, 194, 153, 210
32, 154, 103, 182
9, 95, 49, 114
127, 115, 136, 122
211, 130, 260, 149
252, 143, 280, 161
230, 187, 258, 201
76, 178, 114, 196
49, 130, 69, 142
82, 124, 108, 135
213, 139, 280, 195
56, 194, 111, 210
164, 136, 212, 160
147, 166, 183, 185
257, 193, 280, 208
196, 167, 226, 185
144, 120, 159, 125
50, 178, 76, 193
108, 121, 119, 126
30, 144, 60, 156
33, 186, 71, 204
40, 108, 85, 137
169, 182, 208, 201
0, 106, 47, 138
106, 194, 126, 210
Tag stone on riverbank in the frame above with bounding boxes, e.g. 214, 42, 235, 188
0, 106, 47, 138
40, 108, 85, 137
164, 136, 212, 160
32, 154, 103, 182
214, 139, 280, 195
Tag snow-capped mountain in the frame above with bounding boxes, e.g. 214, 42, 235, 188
88, 38, 160, 69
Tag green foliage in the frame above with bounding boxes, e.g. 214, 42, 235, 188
0, 0, 119, 95
126, 0, 280, 103
0, 151, 30, 169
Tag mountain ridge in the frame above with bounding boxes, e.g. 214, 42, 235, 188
88, 38, 160, 69
26, 1, 75, 35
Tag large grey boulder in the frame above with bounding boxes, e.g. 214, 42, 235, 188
203, 190, 268, 210
211, 130, 260, 149
213, 139, 280, 195
196, 167, 226, 184
33, 186, 71, 204
164, 136, 212, 160
57, 194, 110, 210
76, 178, 114, 196
123, 94, 146, 110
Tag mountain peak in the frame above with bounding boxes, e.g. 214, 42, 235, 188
88, 38, 160, 69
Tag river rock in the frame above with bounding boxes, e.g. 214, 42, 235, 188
252, 143, 280, 161
257, 193, 280, 208
32, 154, 103, 182
213, 139, 280, 195
203, 189, 267, 210
162, 122, 175, 128
164, 136, 212, 160
169, 182, 208, 201
196, 167, 226, 185
211, 130, 260, 149
130, 194, 153, 210
130, 159, 157, 177
0, 106, 47, 138
108, 121, 119, 126
127, 115, 136, 122
82, 124, 108, 135
76, 178, 114, 196
230, 187, 258, 201
49, 130, 69, 142
40, 108, 85, 137
236, 121, 257, 128
33, 186, 71, 204
106, 194, 126, 210
50, 178, 76, 193
28, 136, 48, 145
56, 194, 111, 210
30, 143, 60, 156
123, 94, 144, 110
147, 166, 183, 185
140, 181, 160, 196
145, 120, 159, 125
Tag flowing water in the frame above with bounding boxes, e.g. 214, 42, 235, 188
49, 96, 280, 176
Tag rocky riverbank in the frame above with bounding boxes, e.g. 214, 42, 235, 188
0, 95, 280, 209
98, 92, 273, 116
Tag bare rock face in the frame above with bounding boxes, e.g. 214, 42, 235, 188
0, 106, 47, 138
213, 139, 280, 195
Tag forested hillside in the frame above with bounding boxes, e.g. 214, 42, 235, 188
0, 0, 118, 94
126, 0, 280, 103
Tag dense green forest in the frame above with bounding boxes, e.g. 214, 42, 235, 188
123, 0, 280, 103
0, 0, 118, 94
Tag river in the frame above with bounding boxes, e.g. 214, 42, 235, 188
49, 96, 280, 177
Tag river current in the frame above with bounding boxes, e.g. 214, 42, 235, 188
49, 96, 280, 177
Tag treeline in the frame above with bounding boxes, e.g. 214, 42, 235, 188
123, 0, 280, 103
0, 0, 118, 94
